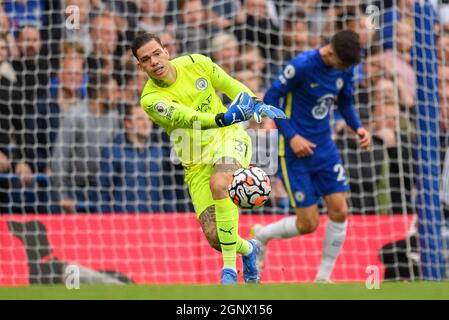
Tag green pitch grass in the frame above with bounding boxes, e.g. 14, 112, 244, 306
1, 282, 449, 300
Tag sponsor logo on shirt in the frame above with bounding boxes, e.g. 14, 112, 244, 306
196, 78, 208, 90
196, 94, 212, 112
312, 94, 334, 120
336, 77, 344, 90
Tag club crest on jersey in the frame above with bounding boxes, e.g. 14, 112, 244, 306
312, 94, 334, 120
295, 191, 305, 202
196, 78, 208, 90
284, 65, 296, 79
336, 78, 344, 90
154, 102, 167, 116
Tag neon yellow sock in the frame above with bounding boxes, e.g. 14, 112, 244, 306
236, 236, 252, 256
214, 197, 244, 269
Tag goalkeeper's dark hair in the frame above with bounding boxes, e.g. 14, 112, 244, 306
331, 29, 361, 66
131, 32, 163, 60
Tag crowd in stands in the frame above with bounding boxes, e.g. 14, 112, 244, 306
0, 0, 448, 214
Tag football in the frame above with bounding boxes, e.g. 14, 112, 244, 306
228, 166, 271, 209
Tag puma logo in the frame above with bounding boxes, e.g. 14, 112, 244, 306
229, 113, 238, 124
219, 227, 234, 235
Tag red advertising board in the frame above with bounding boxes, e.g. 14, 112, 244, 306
0, 214, 414, 285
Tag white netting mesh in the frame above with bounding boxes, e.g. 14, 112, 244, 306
0, 0, 448, 285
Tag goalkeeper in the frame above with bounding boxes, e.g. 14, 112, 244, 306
132, 33, 285, 284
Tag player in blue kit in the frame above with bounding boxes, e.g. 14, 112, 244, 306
250, 30, 371, 282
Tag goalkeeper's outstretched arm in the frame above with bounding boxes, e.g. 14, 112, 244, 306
141, 92, 285, 130
141, 95, 224, 129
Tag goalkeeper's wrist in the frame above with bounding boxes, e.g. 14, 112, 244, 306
215, 113, 227, 127
215, 111, 244, 127
252, 97, 263, 106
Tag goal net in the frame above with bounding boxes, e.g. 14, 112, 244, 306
0, 0, 447, 285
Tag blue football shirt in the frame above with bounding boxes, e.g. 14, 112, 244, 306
265, 49, 362, 161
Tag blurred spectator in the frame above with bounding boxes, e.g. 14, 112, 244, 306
279, 0, 323, 47
234, 67, 264, 99
372, 101, 415, 214
358, 14, 376, 49
322, 4, 362, 43
136, 0, 169, 35
50, 42, 87, 109
99, 105, 177, 213
438, 33, 449, 66
90, 0, 105, 12
363, 46, 384, 85
374, 78, 397, 105
207, 0, 242, 33
87, 12, 123, 82
3, 0, 45, 35
210, 32, 239, 74
380, 0, 413, 51
335, 106, 391, 215
12, 25, 50, 102
35, 42, 87, 173
379, 21, 416, 109
175, 0, 209, 55
440, 65, 449, 128
238, 43, 267, 87
160, 29, 179, 58
0, 35, 15, 83
429, 0, 449, 28
0, 4, 18, 57
10, 25, 51, 181
441, 146, 449, 216
380, 0, 439, 50
278, 0, 319, 15
335, 4, 361, 32
103, 0, 139, 45
50, 74, 120, 213
373, 102, 400, 147
364, 42, 416, 109
234, 0, 281, 77
280, 8, 308, 62
439, 65, 449, 161
61, 0, 92, 56
438, 3, 449, 32
121, 66, 147, 106
394, 20, 414, 64
0, 34, 16, 211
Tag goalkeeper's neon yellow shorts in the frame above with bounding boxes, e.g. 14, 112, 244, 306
184, 127, 252, 218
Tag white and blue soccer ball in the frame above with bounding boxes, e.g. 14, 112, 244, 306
228, 166, 271, 209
